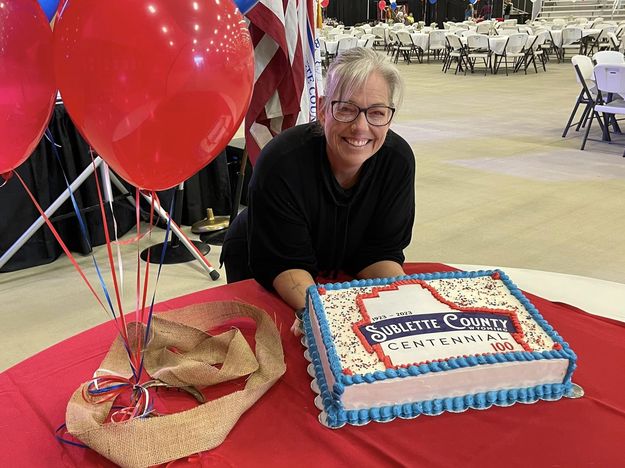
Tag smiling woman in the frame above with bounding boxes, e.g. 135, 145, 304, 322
316, 48, 403, 187
221, 47, 415, 323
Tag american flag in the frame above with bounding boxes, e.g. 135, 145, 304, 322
245, 0, 321, 165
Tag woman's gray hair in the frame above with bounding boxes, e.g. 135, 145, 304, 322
320, 47, 404, 115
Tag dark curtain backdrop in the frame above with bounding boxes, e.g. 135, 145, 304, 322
325, 1, 424, 24
326, 0, 369, 25
325, 1, 427, 25
0, 105, 232, 273
434, 0, 466, 23
0, 105, 136, 272
325, 0, 502, 26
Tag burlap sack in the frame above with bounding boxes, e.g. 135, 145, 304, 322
65, 301, 286, 467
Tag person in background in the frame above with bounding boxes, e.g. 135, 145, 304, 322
221, 48, 415, 331
504, 0, 513, 19
395, 6, 405, 24
406, 12, 415, 25
465, 2, 475, 20
480, 1, 492, 20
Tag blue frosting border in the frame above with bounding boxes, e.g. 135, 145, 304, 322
303, 269, 578, 428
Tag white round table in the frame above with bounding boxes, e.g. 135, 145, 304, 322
451, 264, 625, 323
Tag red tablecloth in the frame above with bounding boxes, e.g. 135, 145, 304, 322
2, 263, 624, 467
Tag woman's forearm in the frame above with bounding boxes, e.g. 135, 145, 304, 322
274, 261, 404, 310
273, 269, 316, 310
357, 260, 405, 280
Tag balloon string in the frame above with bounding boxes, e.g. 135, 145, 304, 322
140, 195, 156, 326
0, 172, 11, 188
44, 130, 62, 147
82, 374, 154, 421
44, 130, 120, 324
89, 148, 131, 356
95, 150, 126, 306
85, 148, 141, 374
87, 150, 145, 380
58, 0, 69, 19
55, 424, 88, 449
136, 194, 155, 366
136, 191, 173, 380
135, 188, 141, 315
14, 171, 111, 317
87, 148, 130, 340
133, 189, 143, 378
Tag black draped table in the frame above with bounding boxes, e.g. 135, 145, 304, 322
0, 105, 234, 273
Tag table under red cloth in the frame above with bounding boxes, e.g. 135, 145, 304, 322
2, 263, 624, 467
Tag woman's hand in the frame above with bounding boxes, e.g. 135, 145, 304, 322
290, 308, 305, 336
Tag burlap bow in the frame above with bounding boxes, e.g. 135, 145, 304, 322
65, 301, 286, 467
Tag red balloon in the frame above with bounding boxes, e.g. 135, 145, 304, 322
0, 0, 56, 174
53, 0, 254, 190
320, 0, 329, 7
378, 0, 387, 11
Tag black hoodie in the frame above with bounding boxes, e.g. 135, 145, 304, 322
247, 122, 415, 290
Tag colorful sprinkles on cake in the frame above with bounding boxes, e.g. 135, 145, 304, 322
320, 274, 558, 375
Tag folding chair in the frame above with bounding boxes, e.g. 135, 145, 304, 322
607, 32, 621, 52
589, 18, 604, 29
394, 31, 421, 64
443, 34, 468, 74
318, 37, 330, 69
460, 29, 478, 38
589, 26, 617, 55
476, 22, 491, 35
561, 27, 583, 61
466, 34, 491, 75
581, 63, 625, 154
592, 50, 625, 65
493, 33, 526, 76
427, 30, 448, 62
383, 28, 395, 54
361, 34, 376, 49
562, 55, 600, 137
532, 32, 549, 71
371, 26, 386, 50
537, 30, 557, 62
501, 27, 519, 36
547, 30, 563, 62
352, 28, 365, 38
388, 31, 399, 56
336, 37, 358, 56
514, 35, 539, 74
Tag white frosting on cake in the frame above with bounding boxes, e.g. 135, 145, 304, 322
319, 277, 556, 375
340, 359, 568, 410
308, 275, 569, 413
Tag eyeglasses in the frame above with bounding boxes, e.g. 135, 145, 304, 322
331, 101, 395, 126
